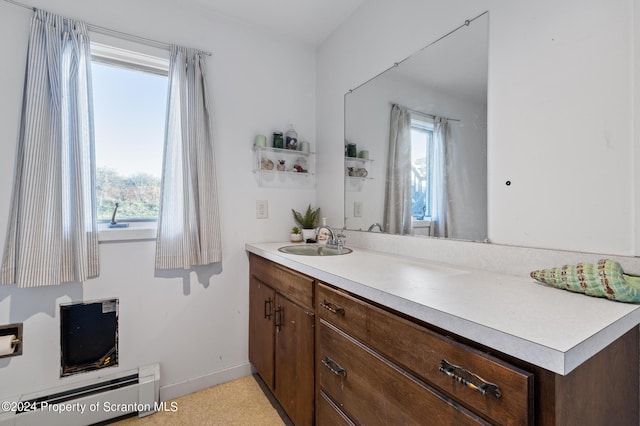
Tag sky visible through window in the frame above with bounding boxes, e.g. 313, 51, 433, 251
92, 62, 167, 177
411, 124, 432, 220
92, 61, 167, 220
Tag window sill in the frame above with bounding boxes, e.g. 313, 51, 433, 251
412, 218, 432, 228
98, 222, 157, 242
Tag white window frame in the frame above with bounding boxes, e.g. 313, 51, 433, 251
410, 116, 434, 229
90, 38, 169, 241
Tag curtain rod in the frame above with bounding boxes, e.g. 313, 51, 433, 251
1, 0, 212, 56
391, 103, 461, 123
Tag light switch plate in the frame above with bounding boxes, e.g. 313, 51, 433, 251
256, 200, 268, 219
354, 201, 362, 217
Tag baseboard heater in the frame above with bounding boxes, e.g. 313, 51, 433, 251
0, 363, 159, 426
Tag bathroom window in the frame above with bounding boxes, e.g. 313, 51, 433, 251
410, 117, 434, 220
91, 43, 169, 222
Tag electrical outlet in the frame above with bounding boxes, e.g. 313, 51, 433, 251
354, 201, 362, 217
256, 200, 268, 219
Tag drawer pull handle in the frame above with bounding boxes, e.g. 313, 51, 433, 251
264, 298, 273, 320
322, 357, 347, 377
321, 300, 345, 315
274, 306, 283, 331
439, 359, 502, 399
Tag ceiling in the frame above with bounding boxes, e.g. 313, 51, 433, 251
183, 0, 368, 46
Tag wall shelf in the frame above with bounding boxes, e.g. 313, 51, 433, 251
345, 156, 374, 189
345, 156, 374, 164
253, 146, 315, 188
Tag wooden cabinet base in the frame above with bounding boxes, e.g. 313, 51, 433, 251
249, 254, 639, 426
533, 326, 639, 426
249, 254, 315, 425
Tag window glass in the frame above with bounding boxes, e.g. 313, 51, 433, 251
410, 118, 434, 220
92, 59, 167, 221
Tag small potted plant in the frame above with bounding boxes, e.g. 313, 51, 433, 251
291, 204, 320, 242
290, 226, 303, 243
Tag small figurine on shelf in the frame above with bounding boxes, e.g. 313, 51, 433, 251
295, 156, 308, 170
277, 160, 286, 171
261, 158, 274, 170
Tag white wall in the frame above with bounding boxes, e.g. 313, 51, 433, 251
317, 0, 637, 256
0, 0, 316, 400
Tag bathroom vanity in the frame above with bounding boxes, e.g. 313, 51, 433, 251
246, 243, 640, 425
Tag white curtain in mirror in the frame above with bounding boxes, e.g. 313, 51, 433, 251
155, 46, 222, 270
1, 10, 99, 287
430, 118, 450, 238
384, 104, 413, 235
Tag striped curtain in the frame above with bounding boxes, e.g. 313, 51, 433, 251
430, 118, 450, 238
155, 46, 222, 269
383, 104, 413, 235
1, 10, 98, 287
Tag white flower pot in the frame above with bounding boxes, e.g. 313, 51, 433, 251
301, 228, 316, 241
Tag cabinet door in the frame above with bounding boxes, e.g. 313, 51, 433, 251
249, 276, 275, 390
275, 294, 315, 426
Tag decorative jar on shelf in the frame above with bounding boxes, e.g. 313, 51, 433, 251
273, 132, 284, 149
285, 124, 298, 150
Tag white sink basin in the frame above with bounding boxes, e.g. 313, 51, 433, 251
278, 244, 352, 256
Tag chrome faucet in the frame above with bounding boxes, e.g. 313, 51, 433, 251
368, 223, 384, 232
317, 219, 346, 250
316, 225, 335, 243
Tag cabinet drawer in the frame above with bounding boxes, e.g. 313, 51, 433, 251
317, 391, 354, 426
249, 254, 313, 309
319, 321, 489, 426
318, 283, 533, 426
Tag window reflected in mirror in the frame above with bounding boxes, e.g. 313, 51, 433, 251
344, 12, 488, 242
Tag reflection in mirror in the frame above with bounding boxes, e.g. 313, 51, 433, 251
344, 12, 488, 242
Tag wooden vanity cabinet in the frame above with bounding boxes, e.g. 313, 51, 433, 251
248, 254, 315, 425
248, 253, 639, 425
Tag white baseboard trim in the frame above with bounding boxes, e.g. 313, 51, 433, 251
159, 362, 253, 401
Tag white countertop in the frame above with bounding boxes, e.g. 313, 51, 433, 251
246, 242, 640, 375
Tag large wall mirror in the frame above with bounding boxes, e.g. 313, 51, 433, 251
344, 12, 488, 242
